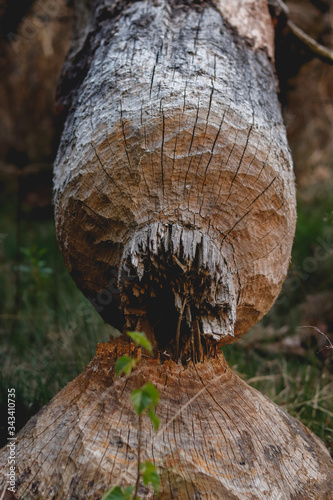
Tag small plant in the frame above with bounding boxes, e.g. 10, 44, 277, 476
18, 246, 53, 282
15, 246, 53, 307
12, 245, 54, 317
102, 331, 160, 500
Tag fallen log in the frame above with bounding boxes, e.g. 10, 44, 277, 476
1, 0, 333, 498
53, 0, 296, 354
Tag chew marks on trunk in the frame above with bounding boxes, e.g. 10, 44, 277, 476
1, 2, 333, 499
54, 0, 296, 360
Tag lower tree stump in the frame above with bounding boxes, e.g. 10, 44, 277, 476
0, 338, 332, 499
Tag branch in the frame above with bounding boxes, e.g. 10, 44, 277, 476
276, 0, 333, 66
288, 20, 333, 65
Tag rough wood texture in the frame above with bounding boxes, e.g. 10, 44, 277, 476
54, 0, 297, 354
0, 338, 332, 499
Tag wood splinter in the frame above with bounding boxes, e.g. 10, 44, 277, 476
175, 296, 189, 362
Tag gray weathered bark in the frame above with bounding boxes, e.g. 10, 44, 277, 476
54, 0, 296, 357
3, 3, 331, 500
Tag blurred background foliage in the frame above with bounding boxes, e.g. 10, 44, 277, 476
0, 0, 332, 455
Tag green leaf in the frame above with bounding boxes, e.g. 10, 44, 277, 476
140, 461, 160, 493
130, 383, 160, 416
37, 248, 47, 257
123, 486, 135, 499
115, 356, 136, 377
102, 486, 134, 500
39, 267, 53, 277
143, 383, 160, 407
20, 247, 33, 258
147, 408, 160, 431
127, 331, 152, 352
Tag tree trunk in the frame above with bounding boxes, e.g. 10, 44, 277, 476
54, 0, 296, 355
0, 338, 332, 499
1, 1, 332, 499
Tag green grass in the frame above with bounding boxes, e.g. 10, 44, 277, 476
0, 187, 332, 456
222, 332, 333, 456
0, 189, 116, 445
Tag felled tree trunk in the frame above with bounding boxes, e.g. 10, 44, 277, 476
54, 0, 296, 356
0, 338, 332, 499
1, 0, 333, 498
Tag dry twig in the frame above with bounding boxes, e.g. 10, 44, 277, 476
276, 0, 333, 65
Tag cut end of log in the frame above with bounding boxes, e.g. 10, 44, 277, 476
119, 222, 238, 361
54, 0, 297, 357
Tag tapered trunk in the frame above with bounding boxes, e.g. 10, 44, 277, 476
0, 339, 332, 499
1, 1, 332, 499
54, 0, 296, 355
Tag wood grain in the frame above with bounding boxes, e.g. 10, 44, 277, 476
0, 339, 331, 499
54, 0, 296, 352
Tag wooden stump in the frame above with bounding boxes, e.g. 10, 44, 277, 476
0, 339, 332, 499
2, 1, 332, 498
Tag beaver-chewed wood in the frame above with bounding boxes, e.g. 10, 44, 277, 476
54, 0, 296, 358
0, 338, 332, 499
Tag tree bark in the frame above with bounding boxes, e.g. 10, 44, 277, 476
0, 338, 332, 499
54, 0, 296, 355
2, 2, 330, 499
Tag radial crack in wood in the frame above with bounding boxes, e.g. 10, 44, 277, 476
0, 339, 332, 499
53, 0, 297, 355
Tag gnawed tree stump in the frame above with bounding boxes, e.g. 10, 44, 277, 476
0, 338, 332, 499
1, 0, 333, 498
54, 0, 296, 356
